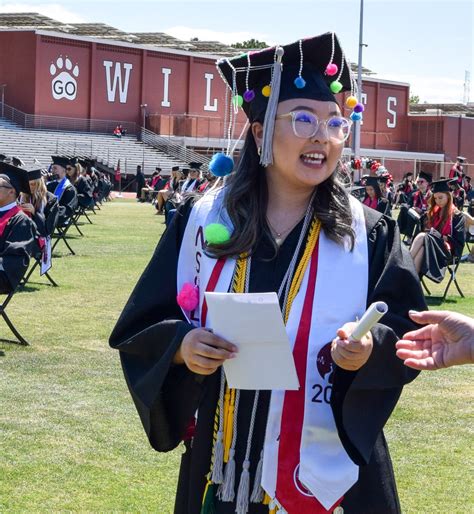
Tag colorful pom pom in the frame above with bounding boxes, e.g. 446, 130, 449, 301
177, 283, 199, 311
243, 89, 255, 102
209, 153, 234, 177
262, 85, 271, 97
326, 63, 338, 76
350, 111, 362, 121
294, 76, 306, 89
353, 103, 364, 113
233, 95, 243, 108
330, 81, 343, 94
345, 95, 358, 108
204, 223, 231, 245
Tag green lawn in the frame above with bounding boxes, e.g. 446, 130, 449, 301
0, 199, 472, 513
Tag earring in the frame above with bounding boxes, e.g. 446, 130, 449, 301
257, 146, 262, 156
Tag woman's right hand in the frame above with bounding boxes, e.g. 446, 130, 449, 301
173, 328, 238, 375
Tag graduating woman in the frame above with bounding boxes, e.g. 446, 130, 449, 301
110, 33, 426, 514
20, 169, 59, 240
361, 176, 390, 215
409, 179, 465, 282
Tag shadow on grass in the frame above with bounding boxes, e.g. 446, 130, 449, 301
425, 296, 461, 306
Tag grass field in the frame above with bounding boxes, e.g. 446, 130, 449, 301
1, 198, 472, 513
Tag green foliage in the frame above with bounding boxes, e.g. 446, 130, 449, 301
231, 39, 268, 49
0, 199, 472, 512
409, 94, 420, 104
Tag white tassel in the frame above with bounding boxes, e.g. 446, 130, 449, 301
250, 450, 264, 503
260, 46, 285, 167
235, 460, 251, 514
217, 448, 236, 501
210, 430, 224, 484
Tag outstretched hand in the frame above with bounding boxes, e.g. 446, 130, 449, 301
396, 310, 474, 370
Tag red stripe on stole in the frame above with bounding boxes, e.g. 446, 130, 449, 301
200, 257, 226, 327
275, 240, 342, 513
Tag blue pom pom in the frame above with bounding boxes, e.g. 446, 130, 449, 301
294, 76, 306, 89
209, 153, 234, 177
350, 112, 362, 122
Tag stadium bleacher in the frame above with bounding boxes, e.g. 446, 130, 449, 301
0, 117, 187, 175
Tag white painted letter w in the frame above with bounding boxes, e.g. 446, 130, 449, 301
103, 61, 133, 103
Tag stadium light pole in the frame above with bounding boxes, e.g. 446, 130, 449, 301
353, 0, 365, 162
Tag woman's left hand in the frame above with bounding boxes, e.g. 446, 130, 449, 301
331, 322, 373, 371
20, 203, 35, 215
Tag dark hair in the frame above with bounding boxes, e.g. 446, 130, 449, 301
364, 181, 382, 201
207, 129, 355, 258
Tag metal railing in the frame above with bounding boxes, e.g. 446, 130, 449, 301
140, 127, 211, 166
0, 101, 138, 135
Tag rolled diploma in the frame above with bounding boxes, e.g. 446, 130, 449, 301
350, 301, 388, 341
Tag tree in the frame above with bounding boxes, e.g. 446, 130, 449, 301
410, 94, 420, 104
231, 39, 268, 49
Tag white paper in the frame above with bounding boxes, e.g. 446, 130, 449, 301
205, 292, 299, 391
40, 237, 52, 276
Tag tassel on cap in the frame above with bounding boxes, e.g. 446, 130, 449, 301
260, 47, 284, 167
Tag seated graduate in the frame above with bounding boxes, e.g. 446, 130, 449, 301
20, 167, 59, 245
140, 169, 162, 202
0, 162, 36, 293
409, 179, 465, 282
450, 180, 466, 211
155, 166, 183, 214
377, 173, 393, 217
47, 156, 78, 226
74, 159, 96, 209
362, 176, 390, 214
397, 171, 432, 242
180, 162, 203, 195
110, 33, 427, 514
393, 172, 414, 207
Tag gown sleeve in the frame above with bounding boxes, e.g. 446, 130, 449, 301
331, 206, 427, 466
109, 201, 206, 452
0, 213, 36, 292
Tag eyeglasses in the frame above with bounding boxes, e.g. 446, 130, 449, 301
0, 185, 13, 190
276, 110, 352, 143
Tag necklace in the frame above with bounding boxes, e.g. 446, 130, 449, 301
267, 213, 307, 246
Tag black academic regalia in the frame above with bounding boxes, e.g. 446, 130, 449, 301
32, 192, 59, 238
47, 181, 78, 227
0, 209, 36, 293
75, 176, 95, 209
109, 202, 427, 514
422, 212, 465, 283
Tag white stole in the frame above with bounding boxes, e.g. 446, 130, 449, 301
177, 191, 368, 509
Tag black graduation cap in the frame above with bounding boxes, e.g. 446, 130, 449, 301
155, 167, 162, 172
11, 156, 25, 167
0, 154, 6, 161
189, 162, 202, 170
377, 174, 389, 183
364, 176, 380, 188
431, 179, 454, 193
51, 155, 71, 168
171, 166, 180, 172
418, 171, 433, 183
27, 167, 43, 180
457, 156, 466, 162
0, 161, 31, 195
217, 32, 353, 123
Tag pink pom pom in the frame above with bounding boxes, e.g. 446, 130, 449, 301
326, 63, 338, 76
177, 283, 199, 311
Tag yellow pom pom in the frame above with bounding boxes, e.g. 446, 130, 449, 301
346, 95, 358, 108
262, 85, 271, 97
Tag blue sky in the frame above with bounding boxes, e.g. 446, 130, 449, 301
1, 0, 473, 103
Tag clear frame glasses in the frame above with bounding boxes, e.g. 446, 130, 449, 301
276, 110, 353, 143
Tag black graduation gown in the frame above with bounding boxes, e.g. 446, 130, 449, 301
47, 181, 78, 227
422, 212, 465, 283
32, 192, 59, 238
0, 209, 36, 293
75, 176, 95, 209
109, 202, 426, 514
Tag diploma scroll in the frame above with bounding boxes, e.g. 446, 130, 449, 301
351, 301, 388, 341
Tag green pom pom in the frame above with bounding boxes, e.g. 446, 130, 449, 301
204, 223, 231, 245
232, 95, 243, 108
330, 80, 343, 94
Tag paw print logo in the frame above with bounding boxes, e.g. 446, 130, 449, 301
50, 56, 79, 101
